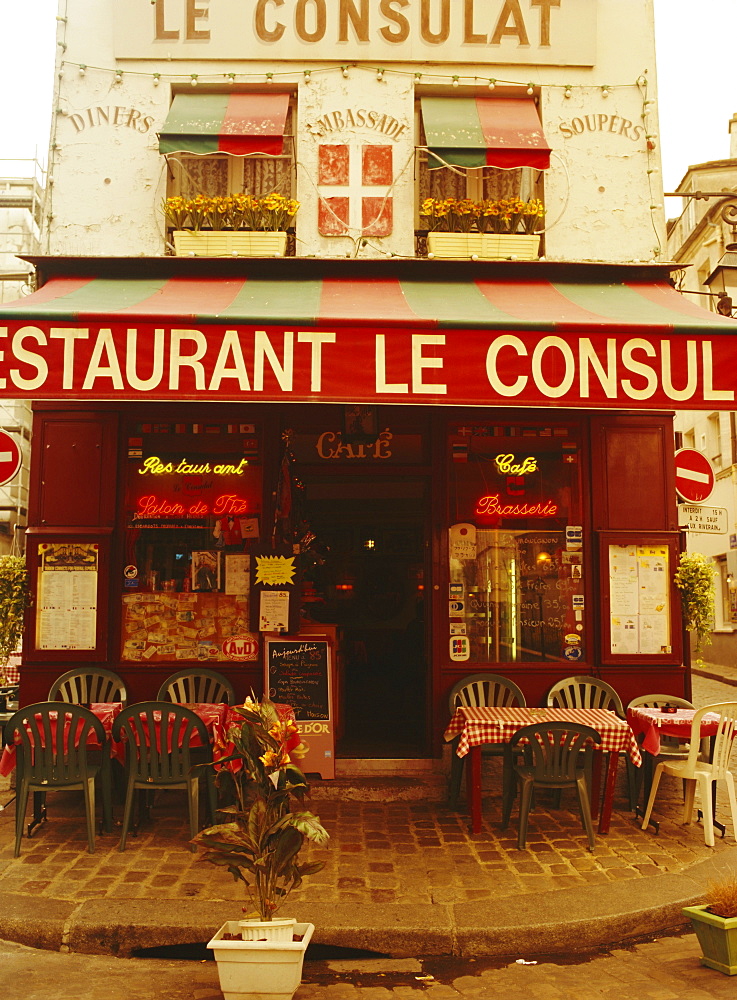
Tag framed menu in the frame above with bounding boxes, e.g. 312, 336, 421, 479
599, 532, 682, 664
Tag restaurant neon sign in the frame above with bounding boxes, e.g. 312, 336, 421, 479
138, 456, 249, 476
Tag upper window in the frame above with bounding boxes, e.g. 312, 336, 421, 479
159, 92, 295, 202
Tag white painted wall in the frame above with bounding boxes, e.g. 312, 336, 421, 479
45, 0, 665, 263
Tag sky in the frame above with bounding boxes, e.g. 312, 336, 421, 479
0, 0, 736, 199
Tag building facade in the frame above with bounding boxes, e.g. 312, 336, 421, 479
666, 116, 737, 666
3, 0, 737, 770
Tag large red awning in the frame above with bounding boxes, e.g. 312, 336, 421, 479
1, 258, 734, 410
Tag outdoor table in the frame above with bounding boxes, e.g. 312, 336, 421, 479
444, 706, 642, 835
626, 705, 724, 832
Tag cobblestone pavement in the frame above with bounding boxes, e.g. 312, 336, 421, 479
0, 671, 736, 908
3, 928, 737, 1000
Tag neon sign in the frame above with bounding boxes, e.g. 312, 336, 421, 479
138, 456, 249, 476
494, 454, 538, 476
135, 494, 248, 518
476, 495, 558, 518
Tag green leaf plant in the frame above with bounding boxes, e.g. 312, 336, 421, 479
191, 697, 329, 921
0, 554, 30, 669
674, 551, 716, 655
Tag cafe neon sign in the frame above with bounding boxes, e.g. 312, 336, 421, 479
494, 454, 538, 476
476, 495, 558, 517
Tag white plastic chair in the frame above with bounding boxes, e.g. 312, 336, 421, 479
640, 702, 737, 847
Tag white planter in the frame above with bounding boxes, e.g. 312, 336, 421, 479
173, 231, 288, 257
208, 920, 314, 1000
426, 232, 540, 260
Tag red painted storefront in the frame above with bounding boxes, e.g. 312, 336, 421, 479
4, 254, 735, 760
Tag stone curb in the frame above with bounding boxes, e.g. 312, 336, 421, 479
2, 850, 736, 959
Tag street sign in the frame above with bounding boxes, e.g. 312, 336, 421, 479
677, 504, 728, 534
674, 448, 715, 503
0, 431, 22, 487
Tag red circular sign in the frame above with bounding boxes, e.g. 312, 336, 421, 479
222, 633, 259, 661
675, 449, 715, 503
0, 431, 22, 487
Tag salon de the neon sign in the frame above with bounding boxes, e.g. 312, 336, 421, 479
135, 494, 248, 518
138, 457, 249, 476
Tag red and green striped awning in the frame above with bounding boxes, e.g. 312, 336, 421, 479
2, 264, 735, 409
158, 93, 290, 156
421, 96, 551, 170
3, 271, 727, 331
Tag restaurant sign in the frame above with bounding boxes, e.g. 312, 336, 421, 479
1, 323, 736, 411
115, 0, 596, 67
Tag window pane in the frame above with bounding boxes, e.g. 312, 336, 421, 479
448, 422, 583, 664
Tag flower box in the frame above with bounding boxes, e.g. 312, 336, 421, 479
173, 231, 288, 258
427, 232, 540, 260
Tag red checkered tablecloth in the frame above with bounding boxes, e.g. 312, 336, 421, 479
444, 706, 641, 766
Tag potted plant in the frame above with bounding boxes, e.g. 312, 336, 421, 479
191, 696, 329, 1000
422, 196, 544, 260
162, 193, 299, 257
683, 872, 737, 974
674, 551, 715, 656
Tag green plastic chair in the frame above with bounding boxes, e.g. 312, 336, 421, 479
5, 701, 111, 856
156, 669, 235, 706
447, 672, 526, 809
49, 668, 127, 706
112, 701, 214, 852
545, 676, 624, 717
503, 721, 601, 851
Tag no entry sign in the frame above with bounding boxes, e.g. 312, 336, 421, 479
0, 431, 22, 487
675, 448, 715, 503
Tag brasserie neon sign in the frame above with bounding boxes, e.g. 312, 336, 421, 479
476, 495, 558, 517
138, 456, 249, 476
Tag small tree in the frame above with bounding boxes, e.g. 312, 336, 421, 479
674, 552, 715, 655
0, 554, 30, 664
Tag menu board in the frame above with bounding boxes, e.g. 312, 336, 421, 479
609, 544, 671, 655
265, 636, 334, 779
36, 542, 98, 650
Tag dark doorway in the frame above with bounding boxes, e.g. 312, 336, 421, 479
302, 478, 429, 758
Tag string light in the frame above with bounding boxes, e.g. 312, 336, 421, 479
526, 83, 534, 95
153, 72, 161, 86
114, 70, 123, 84
190, 73, 198, 86
564, 85, 572, 99
452, 75, 459, 87
488, 78, 496, 90
303, 70, 311, 83
376, 67, 384, 81
226, 72, 236, 84
415, 72, 422, 81
78, 64, 86, 76
341, 65, 349, 78
601, 85, 610, 98
265, 72, 273, 83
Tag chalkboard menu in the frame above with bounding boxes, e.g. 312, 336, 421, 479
265, 635, 335, 779
266, 638, 330, 721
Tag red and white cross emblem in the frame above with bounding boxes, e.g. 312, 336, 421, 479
317, 143, 393, 237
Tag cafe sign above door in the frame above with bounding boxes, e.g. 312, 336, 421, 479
115, 0, 596, 67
